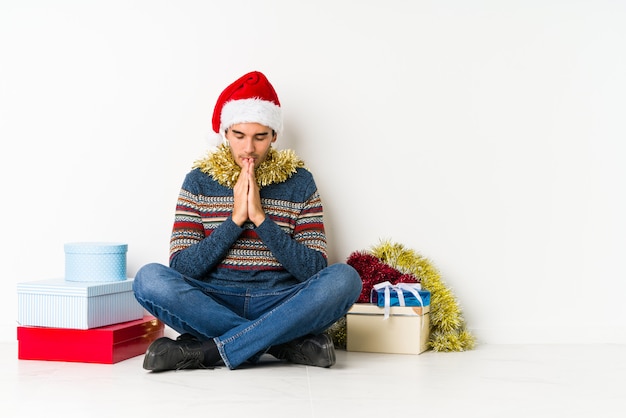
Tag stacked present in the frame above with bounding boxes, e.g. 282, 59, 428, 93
16, 242, 164, 364
346, 281, 432, 355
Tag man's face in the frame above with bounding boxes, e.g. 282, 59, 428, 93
225, 123, 276, 169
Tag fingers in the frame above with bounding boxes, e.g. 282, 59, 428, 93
232, 158, 265, 227
232, 162, 250, 226
243, 159, 265, 226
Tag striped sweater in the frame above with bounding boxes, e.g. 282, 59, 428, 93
169, 167, 328, 289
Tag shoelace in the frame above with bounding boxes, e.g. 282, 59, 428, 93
175, 348, 210, 370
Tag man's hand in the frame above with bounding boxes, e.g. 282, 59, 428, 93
232, 158, 266, 227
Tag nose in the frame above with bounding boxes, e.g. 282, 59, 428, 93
243, 138, 255, 153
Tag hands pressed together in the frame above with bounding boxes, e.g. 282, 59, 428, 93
232, 158, 266, 227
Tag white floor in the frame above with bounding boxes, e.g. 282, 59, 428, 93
2, 340, 625, 418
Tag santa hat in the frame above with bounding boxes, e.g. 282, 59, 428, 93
210, 71, 283, 144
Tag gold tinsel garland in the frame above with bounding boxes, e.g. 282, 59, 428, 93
328, 240, 475, 352
192, 144, 305, 188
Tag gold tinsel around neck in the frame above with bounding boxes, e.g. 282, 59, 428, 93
192, 144, 305, 189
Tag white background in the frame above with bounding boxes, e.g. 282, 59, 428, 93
1, 0, 624, 344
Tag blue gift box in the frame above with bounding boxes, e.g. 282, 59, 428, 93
370, 286, 431, 307
64, 242, 128, 282
17, 278, 144, 329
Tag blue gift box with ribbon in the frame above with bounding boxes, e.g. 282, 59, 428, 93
370, 281, 430, 319
370, 287, 431, 307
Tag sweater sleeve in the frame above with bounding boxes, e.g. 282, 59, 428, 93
168, 174, 243, 279
254, 187, 328, 282
170, 217, 243, 279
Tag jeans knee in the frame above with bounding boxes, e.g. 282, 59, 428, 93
325, 263, 362, 301
133, 263, 168, 297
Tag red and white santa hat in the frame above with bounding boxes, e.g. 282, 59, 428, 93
210, 71, 283, 145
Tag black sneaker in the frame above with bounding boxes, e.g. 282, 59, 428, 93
270, 334, 336, 368
143, 337, 210, 372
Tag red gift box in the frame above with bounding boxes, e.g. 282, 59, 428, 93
17, 315, 164, 364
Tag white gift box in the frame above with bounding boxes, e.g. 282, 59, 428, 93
17, 278, 143, 329
64, 242, 128, 282
346, 303, 430, 355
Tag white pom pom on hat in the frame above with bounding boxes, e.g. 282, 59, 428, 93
211, 71, 283, 137
205, 131, 226, 151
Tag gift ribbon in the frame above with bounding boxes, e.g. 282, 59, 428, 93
396, 282, 424, 308
372, 281, 424, 319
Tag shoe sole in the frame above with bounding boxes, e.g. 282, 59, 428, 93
322, 334, 337, 367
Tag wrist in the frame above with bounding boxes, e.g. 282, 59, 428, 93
251, 214, 266, 227
231, 214, 246, 227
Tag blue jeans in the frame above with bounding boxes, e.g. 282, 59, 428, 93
132, 262, 362, 369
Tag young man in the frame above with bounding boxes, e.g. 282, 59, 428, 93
133, 71, 362, 371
